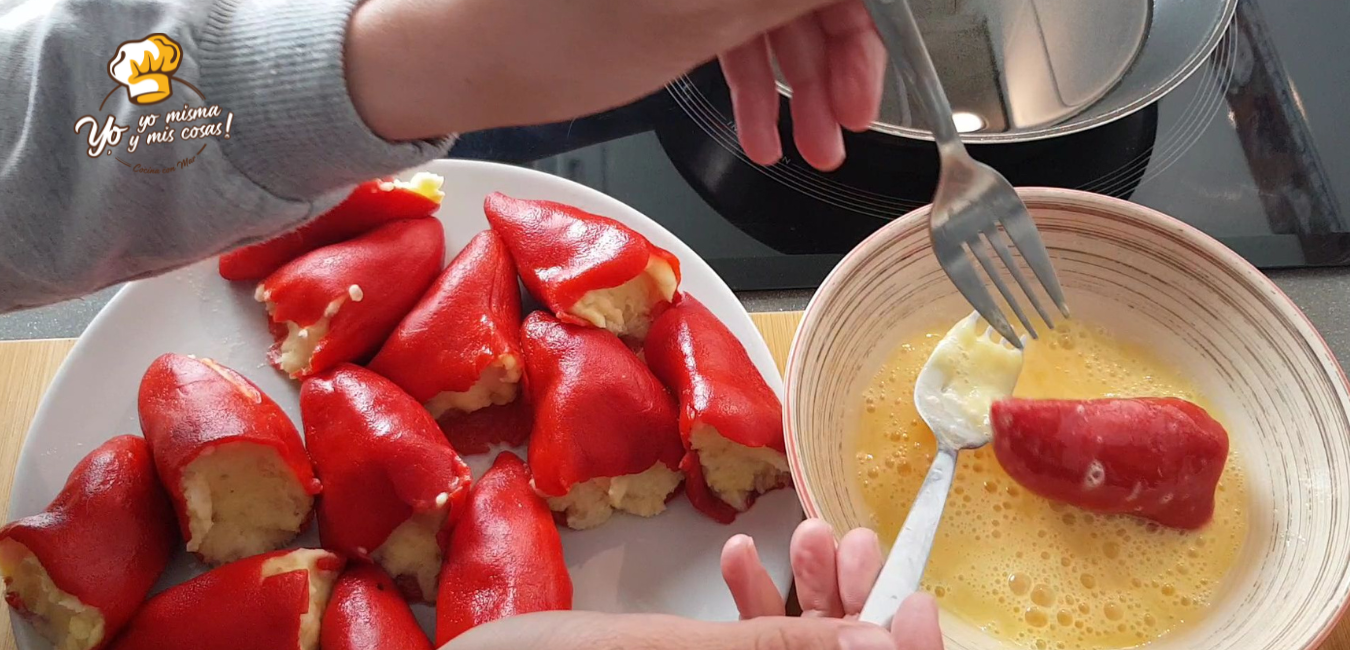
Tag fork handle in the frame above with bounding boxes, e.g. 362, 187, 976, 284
859, 444, 959, 628
862, 0, 965, 156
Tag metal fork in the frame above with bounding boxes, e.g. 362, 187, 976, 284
864, 0, 1071, 344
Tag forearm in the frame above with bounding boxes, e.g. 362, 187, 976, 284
0, 0, 451, 312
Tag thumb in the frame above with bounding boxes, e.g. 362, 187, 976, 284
442, 610, 898, 650
890, 594, 944, 650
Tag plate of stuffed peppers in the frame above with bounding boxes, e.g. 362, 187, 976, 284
2, 159, 802, 650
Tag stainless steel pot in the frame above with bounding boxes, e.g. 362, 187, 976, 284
777, 0, 1237, 143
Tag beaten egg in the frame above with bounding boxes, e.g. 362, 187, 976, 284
853, 320, 1248, 650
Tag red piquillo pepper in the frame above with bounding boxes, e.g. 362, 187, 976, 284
258, 217, 445, 379
369, 229, 524, 422
301, 363, 473, 602
108, 548, 344, 650
322, 564, 433, 650
219, 173, 444, 281
521, 311, 684, 529
485, 192, 681, 340
991, 397, 1230, 530
137, 353, 320, 565
644, 296, 789, 523
0, 436, 177, 650
436, 452, 572, 646
435, 398, 534, 456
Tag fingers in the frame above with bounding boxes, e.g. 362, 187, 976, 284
791, 519, 846, 618
891, 593, 944, 650
836, 527, 884, 617
769, 16, 846, 170
720, 38, 784, 166
817, 1, 885, 131
721, 534, 787, 618
444, 610, 897, 650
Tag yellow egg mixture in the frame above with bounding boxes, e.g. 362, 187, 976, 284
853, 321, 1248, 650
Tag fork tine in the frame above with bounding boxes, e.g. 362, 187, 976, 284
939, 242, 1022, 348
1000, 208, 1070, 318
970, 240, 1037, 339
985, 228, 1056, 329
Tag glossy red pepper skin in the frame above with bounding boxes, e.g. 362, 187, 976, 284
369, 229, 523, 404
520, 312, 683, 497
644, 296, 788, 523
483, 192, 681, 324
300, 364, 472, 598
107, 549, 345, 650
436, 398, 534, 455
436, 452, 572, 646
991, 397, 1229, 529
322, 564, 433, 650
137, 353, 320, 548
0, 436, 177, 650
219, 178, 441, 281
260, 216, 445, 379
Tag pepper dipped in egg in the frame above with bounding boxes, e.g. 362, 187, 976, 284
992, 397, 1229, 529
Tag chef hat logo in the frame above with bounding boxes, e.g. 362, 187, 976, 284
107, 34, 182, 105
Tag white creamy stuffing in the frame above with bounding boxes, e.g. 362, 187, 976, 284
542, 463, 683, 530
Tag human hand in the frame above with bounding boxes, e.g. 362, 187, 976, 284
346, 0, 883, 171
436, 518, 942, 650
721, 518, 944, 648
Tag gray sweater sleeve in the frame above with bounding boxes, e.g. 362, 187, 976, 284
0, 0, 452, 312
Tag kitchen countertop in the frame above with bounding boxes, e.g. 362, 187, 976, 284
4, 268, 1349, 369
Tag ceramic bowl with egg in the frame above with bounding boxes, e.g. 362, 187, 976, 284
784, 188, 1350, 650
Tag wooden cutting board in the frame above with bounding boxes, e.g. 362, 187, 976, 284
2, 313, 1347, 650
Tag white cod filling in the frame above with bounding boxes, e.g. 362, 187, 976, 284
567, 256, 678, 340
181, 441, 313, 565
0, 539, 104, 650
383, 172, 445, 203
690, 424, 789, 511
260, 549, 341, 650
424, 354, 522, 418
369, 505, 449, 603
256, 290, 348, 377
542, 462, 683, 530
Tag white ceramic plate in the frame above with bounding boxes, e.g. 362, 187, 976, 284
8, 159, 801, 646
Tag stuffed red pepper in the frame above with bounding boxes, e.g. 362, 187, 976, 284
485, 193, 680, 340
220, 173, 444, 281
138, 353, 319, 565
257, 217, 444, 379
301, 363, 473, 602
521, 312, 684, 529
0, 436, 177, 650
991, 397, 1230, 529
108, 548, 343, 650
322, 564, 432, 650
645, 296, 790, 523
369, 229, 524, 422
436, 452, 571, 645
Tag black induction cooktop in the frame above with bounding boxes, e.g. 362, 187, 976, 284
449, 0, 1350, 292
